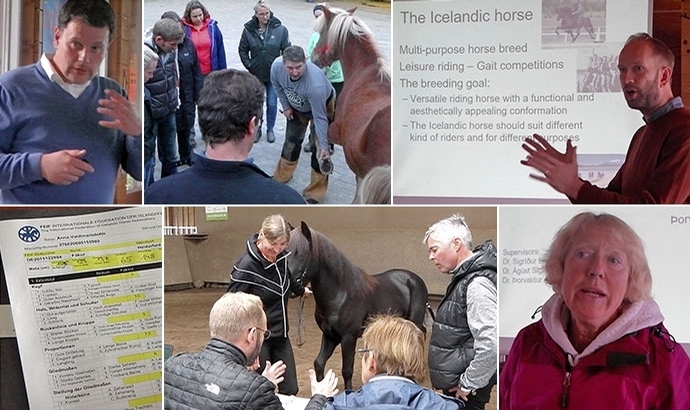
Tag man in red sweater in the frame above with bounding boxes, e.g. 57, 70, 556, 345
521, 32, 690, 203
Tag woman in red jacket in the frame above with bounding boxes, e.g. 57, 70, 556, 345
182, 1, 227, 76
500, 212, 690, 410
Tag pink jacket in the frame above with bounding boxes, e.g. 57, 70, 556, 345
500, 294, 690, 409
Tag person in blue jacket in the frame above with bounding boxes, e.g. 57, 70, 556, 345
182, 1, 227, 77
319, 315, 464, 410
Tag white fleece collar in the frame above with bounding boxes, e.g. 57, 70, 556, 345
541, 293, 664, 366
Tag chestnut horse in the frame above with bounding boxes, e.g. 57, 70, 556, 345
287, 221, 430, 390
311, 6, 391, 187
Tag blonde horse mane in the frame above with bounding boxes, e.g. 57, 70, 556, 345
315, 6, 389, 82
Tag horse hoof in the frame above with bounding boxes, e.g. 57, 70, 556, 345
319, 158, 333, 175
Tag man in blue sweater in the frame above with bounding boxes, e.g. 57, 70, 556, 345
0, 0, 142, 204
145, 69, 305, 204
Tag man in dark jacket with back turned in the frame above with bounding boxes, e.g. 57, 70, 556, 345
424, 214, 497, 410
239, 0, 291, 143
164, 291, 338, 409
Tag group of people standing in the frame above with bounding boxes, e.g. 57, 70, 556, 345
144, 1, 346, 204
144, 1, 225, 188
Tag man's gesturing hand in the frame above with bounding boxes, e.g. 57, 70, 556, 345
40, 149, 95, 185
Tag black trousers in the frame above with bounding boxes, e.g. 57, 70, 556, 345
258, 336, 299, 395
443, 372, 497, 410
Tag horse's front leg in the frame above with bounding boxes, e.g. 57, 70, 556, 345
340, 333, 357, 391
328, 121, 342, 147
314, 334, 339, 381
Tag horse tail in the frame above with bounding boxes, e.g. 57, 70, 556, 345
401, 271, 431, 333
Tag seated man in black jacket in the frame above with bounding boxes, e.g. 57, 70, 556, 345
164, 291, 338, 409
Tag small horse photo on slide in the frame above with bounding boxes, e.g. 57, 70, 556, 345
542, 0, 606, 47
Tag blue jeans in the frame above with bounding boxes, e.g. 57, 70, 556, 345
264, 81, 277, 131
144, 111, 179, 181
144, 157, 155, 189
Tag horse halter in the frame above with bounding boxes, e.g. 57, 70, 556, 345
294, 247, 312, 287
294, 247, 312, 347
313, 44, 333, 68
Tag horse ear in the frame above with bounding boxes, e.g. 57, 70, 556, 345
287, 221, 294, 231
300, 221, 313, 245
323, 6, 333, 20
347, 7, 357, 14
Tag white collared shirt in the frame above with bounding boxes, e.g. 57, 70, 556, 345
40, 54, 91, 98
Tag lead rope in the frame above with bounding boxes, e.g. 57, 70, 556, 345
295, 251, 311, 347
296, 296, 306, 346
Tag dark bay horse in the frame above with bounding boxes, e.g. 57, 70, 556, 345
287, 221, 429, 390
555, 6, 595, 42
311, 6, 391, 190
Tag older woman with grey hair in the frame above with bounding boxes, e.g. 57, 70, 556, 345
500, 212, 690, 409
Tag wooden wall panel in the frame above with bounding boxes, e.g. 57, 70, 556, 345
653, 0, 683, 97
108, 0, 143, 204
19, 0, 39, 66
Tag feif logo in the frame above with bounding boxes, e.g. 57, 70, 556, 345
18, 225, 41, 243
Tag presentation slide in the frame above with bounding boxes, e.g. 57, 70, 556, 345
392, 0, 650, 202
499, 206, 690, 345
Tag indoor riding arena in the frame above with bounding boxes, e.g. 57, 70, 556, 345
163, 206, 497, 409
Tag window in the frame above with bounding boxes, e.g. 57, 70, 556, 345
164, 207, 197, 236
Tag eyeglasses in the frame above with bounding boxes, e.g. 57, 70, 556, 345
251, 327, 272, 339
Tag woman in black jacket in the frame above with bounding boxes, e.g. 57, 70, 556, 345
227, 214, 310, 395
238, 1, 291, 143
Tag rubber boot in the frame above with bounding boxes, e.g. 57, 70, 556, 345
273, 157, 298, 183
303, 169, 329, 204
